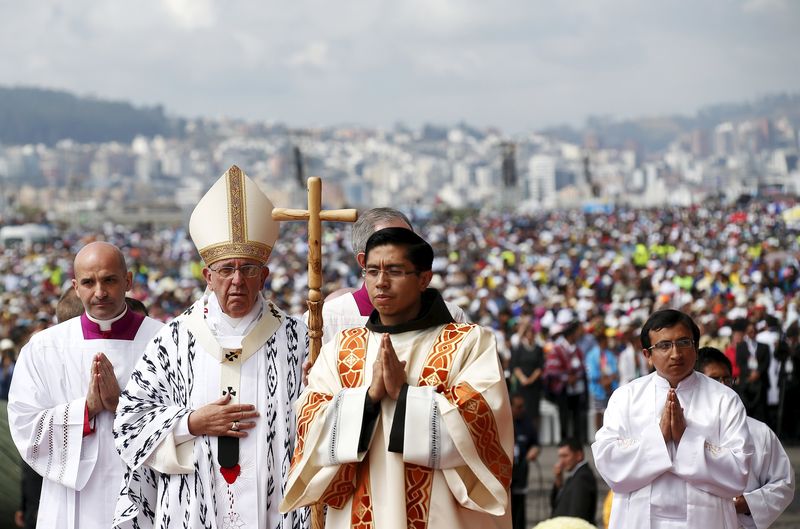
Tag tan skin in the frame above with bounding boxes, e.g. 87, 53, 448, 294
701, 361, 751, 515
642, 323, 697, 445
187, 258, 270, 437
72, 242, 132, 419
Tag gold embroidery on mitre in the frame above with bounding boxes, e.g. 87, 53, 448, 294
227, 165, 246, 243
199, 241, 272, 266
198, 165, 273, 265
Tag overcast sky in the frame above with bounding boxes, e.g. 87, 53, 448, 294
2, 0, 798, 133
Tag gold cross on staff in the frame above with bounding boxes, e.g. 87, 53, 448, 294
272, 176, 357, 365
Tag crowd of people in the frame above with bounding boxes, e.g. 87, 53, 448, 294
0, 195, 799, 529
3, 199, 800, 434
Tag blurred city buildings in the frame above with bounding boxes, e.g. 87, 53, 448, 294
0, 112, 798, 227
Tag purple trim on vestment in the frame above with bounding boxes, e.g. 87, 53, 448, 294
80, 309, 145, 340
352, 283, 374, 316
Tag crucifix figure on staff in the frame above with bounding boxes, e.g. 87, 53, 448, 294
272, 176, 358, 529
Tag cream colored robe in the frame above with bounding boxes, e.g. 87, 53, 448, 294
280, 322, 513, 529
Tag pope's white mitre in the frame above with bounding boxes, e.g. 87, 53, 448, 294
189, 165, 278, 265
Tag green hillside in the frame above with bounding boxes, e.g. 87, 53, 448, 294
0, 86, 172, 146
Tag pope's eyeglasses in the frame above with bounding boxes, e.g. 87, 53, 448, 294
208, 264, 264, 279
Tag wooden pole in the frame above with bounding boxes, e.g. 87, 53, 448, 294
272, 177, 357, 529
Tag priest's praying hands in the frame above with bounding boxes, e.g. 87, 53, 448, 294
87, 353, 120, 418
187, 393, 260, 439
659, 388, 686, 444
367, 333, 407, 401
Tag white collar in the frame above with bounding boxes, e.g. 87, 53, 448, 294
205, 291, 263, 348
85, 305, 128, 331
653, 370, 698, 390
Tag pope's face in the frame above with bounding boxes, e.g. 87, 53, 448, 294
643, 322, 697, 387
202, 258, 269, 318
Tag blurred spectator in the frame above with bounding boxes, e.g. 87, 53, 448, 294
511, 393, 540, 529
551, 438, 597, 524
585, 328, 619, 431
510, 317, 545, 432
544, 312, 588, 445
736, 320, 770, 423
0, 338, 15, 399
779, 322, 800, 443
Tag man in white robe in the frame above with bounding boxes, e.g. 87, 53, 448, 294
281, 227, 513, 529
8, 242, 163, 529
592, 309, 753, 529
112, 165, 309, 529
317, 207, 467, 344
696, 346, 795, 529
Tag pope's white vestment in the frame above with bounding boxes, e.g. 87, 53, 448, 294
112, 293, 309, 529
282, 291, 512, 529
592, 371, 753, 529
8, 310, 163, 529
739, 416, 794, 529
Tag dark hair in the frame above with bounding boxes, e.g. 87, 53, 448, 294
730, 318, 749, 333
364, 227, 433, 272
695, 346, 732, 374
352, 208, 412, 254
786, 322, 799, 339
640, 309, 700, 350
557, 437, 583, 453
125, 297, 150, 316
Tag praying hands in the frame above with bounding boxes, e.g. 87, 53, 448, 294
659, 388, 686, 444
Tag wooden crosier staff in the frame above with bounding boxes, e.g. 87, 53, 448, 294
272, 176, 357, 529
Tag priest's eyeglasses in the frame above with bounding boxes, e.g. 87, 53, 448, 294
647, 338, 695, 353
362, 267, 420, 281
208, 264, 264, 278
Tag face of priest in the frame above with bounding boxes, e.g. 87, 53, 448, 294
643, 322, 698, 387
72, 242, 132, 320
203, 258, 270, 318
364, 243, 432, 326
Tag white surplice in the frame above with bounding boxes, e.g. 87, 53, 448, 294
112, 293, 310, 529
739, 417, 794, 529
8, 314, 163, 529
281, 321, 513, 529
318, 292, 368, 345
592, 371, 753, 529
